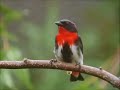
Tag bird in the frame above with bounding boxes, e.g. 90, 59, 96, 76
54, 19, 84, 81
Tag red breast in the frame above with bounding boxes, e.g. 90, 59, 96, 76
56, 26, 78, 46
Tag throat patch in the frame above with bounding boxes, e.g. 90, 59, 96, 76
61, 43, 73, 63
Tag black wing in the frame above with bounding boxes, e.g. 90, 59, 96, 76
55, 36, 58, 50
75, 36, 83, 54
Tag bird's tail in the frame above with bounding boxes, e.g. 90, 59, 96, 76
70, 71, 84, 81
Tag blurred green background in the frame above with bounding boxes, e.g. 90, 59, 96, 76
0, 0, 119, 90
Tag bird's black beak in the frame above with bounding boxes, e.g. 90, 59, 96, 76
55, 21, 63, 26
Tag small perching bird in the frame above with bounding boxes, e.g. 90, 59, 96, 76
54, 19, 84, 81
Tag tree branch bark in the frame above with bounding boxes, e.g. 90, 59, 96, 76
0, 58, 120, 89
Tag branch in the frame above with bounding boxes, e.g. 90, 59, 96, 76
0, 59, 120, 89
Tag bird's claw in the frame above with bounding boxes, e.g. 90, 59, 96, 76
75, 63, 81, 69
75, 62, 80, 66
50, 59, 57, 66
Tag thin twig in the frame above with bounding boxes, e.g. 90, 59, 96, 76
0, 58, 120, 89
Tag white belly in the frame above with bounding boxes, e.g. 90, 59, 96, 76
70, 45, 83, 65
54, 45, 83, 65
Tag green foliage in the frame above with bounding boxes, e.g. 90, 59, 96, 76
0, 4, 32, 90
0, 4, 22, 22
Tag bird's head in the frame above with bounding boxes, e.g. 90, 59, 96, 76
55, 19, 78, 33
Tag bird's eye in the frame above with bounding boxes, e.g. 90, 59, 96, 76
61, 21, 66, 24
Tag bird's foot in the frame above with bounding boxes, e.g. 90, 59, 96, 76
75, 63, 81, 70
75, 62, 80, 66
50, 59, 57, 66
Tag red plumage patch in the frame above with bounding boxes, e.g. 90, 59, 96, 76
56, 26, 78, 45
72, 71, 79, 77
